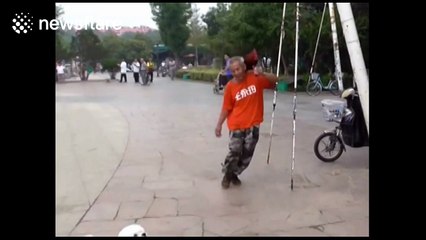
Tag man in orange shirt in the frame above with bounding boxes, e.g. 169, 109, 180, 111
215, 56, 279, 189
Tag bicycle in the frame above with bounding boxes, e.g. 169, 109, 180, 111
306, 72, 339, 96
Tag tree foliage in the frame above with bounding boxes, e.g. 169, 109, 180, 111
150, 3, 192, 58
55, 3, 368, 77
70, 29, 105, 64
201, 3, 369, 75
55, 5, 69, 60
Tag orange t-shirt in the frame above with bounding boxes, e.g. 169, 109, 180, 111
222, 72, 275, 130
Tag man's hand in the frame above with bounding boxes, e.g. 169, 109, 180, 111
216, 110, 229, 138
215, 125, 222, 137
256, 69, 279, 84
253, 66, 263, 75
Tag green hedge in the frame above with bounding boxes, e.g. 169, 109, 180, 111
175, 69, 340, 92
279, 74, 308, 92
176, 68, 221, 82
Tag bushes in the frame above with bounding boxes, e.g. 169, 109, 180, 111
174, 68, 355, 93
280, 74, 308, 92
287, 79, 308, 92
101, 58, 119, 79
176, 68, 221, 82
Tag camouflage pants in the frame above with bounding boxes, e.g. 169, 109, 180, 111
222, 126, 260, 175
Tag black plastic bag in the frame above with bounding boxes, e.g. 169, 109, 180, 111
340, 95, 369, 148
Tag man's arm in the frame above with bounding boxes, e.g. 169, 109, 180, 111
216, 86, 233, 137
261, 72, 279, 90
248, 68, 279, 88
215, 109, 229, 137
254, 66, 278, 83
260, 72, 279, 84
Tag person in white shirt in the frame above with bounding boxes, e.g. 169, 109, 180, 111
132, 59, 140, 83
119, 59, 127, 83
56, 62, 65, 81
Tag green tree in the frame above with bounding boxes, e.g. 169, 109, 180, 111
101, 33, 124, 61
145, 30, 161, 44
201, 3, 232, 57
197, 3, 368, 76
56, 35, 71, 60
70, 29, 105, 80
55, 5, 70, 60
201, 3, 229, 37
351, 3, 369, 68
71, 29, 105, 64
101, 33, 152, 64
150, 3, 192, 59
187, 4, 208, 66
220, 3, 283, 61
123, 38, 151, 61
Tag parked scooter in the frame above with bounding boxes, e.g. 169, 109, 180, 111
313, 88, 369, 162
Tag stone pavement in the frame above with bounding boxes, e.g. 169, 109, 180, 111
59, 72, 111, 82
55, 75, 369, 236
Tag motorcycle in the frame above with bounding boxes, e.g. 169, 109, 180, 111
313, 88, 369, 162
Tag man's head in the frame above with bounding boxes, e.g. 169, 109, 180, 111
229, 56, 246, 82
224, 54, 229, 60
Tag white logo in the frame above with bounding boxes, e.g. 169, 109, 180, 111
12, 12, 33, 34
39, 19, 122, 31
13, 12, 121, 33
235, 85, 257, 101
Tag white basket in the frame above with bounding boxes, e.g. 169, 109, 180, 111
321, 99, 346, 122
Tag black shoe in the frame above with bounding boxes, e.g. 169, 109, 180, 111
230, 173, 241, 186
221, 173, 231, 189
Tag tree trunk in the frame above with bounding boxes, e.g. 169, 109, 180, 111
110, 72, 116, 80
281, 54, 289, 76
173, 52, 179, 68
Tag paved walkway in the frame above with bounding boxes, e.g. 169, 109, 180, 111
56, 75, 369, 236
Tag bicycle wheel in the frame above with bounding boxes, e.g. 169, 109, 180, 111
306, 81, 322, 96
329, 80, 340, 96
314, 132, 344, 162
213, 85, 219, 94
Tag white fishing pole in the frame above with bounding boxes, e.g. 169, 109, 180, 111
266, 2, 287, 164
291, 2, 300, 191
309, 3, 327, 77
